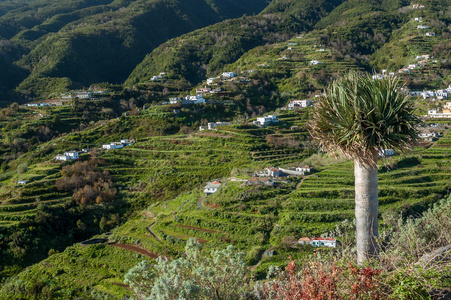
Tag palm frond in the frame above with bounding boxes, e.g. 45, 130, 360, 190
309, 72, 420, 167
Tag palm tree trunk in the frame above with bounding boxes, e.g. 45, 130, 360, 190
354, 160, 379, 264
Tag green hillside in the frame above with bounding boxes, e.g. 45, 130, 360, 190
0, 0, 270, 100
0, 0, 449, 298
0, 102, 450, 298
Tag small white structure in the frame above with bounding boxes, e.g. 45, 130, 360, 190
151, 75, 162, 81
204, 181, 221, 195
372, 74, 384, 80
18, 180, 29, 185
310, 60, 321, 65
298, 237, 336, 248
222, 72, 236, 79
266, 167, 281, 177
419, 130, 438, 140
425, 32, 435, 36
417, 25, 429, 29
103, 142, 124, 150
296, 166, 312, 173
288, 100, 312, 109
311, 238, 337, 248
207, 78, 216, 85
169, 97, 183, 104
253, 115, 279, 127
185, 95, 205, 104
55, 151, 79, 161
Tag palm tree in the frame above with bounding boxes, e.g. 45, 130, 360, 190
309, 72, 420, 264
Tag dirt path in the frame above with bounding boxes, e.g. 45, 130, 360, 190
433, 128, 450, 148
197, 196, 213, 210
296, 174, 314, 189
110, 243, 161, 259
147, 222, 162, 242
248, 248, 273, 271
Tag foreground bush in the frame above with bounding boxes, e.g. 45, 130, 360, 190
124, 238, 250, 299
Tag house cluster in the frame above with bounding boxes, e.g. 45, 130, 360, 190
60, 91, 92, 99
55, 151, 79, 161
253, 115, 279, 127
428, 101, 451, 118
102, 139, 134, 150
412, 85, 451, 100
419, 129, 441, 141
222, 72, 236, 79
298, 237, 337, 248
199, 121, 232, 131
254, 166, 313, 178
150, 72, 167, 81
375, 53, 437, 76
287, 99, 313, 109
204, 180, 222, 195
169, 95, 206, 106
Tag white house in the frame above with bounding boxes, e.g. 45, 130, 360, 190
185, 95, 205, 104
222, 72, 236, 78
169, 97, 183, 104
207, 78, 216, 85
18, 180, 29, 185
204, 181, 222, 195
417, 25, 429, 29
253, 115, 279, 127
422, 91, 435, 99
296, 166, 312, 173
55, 151, 79, 161
310, 60, 321, 65
311, 238, 337, 248
103, 142, 124, 150
298, 237, 337, 248
425, 32, 435, 36
419, 130, 438, 141
288, 100, 312, 109
207, 122, 231, 130
151, 75, 162, 81
266, 167, 281, 177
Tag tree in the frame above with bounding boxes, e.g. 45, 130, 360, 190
309, 72, 419, 264
124, 238, 249, 299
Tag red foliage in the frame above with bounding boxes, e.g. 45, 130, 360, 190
260, 260, 383, 300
